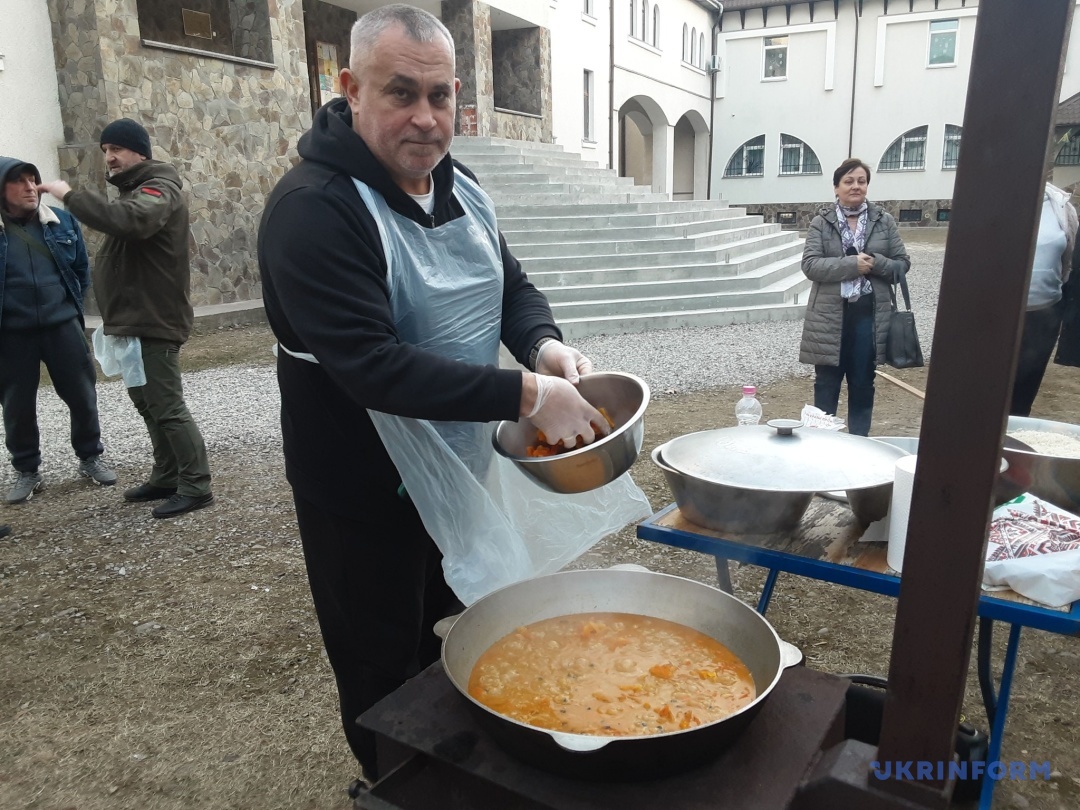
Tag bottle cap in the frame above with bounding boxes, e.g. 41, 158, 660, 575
742, 385, 757, 396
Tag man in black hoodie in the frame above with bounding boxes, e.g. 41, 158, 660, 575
259, 3, 606, 784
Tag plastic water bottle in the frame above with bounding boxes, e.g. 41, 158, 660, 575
735, 385, 763, 426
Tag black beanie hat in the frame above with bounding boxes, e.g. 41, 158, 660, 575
100, 118, 153, 160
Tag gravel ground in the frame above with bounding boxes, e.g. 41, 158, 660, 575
21, 241, 945, 488
8, 236, 1080, 810
577, 243, 943, 391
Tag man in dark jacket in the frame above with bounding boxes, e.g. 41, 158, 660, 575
38, 120, 214, 519
259, 3, 605, 785
0, 156, 116, 504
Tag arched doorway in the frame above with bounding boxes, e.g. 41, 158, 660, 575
673, 110, 710, 200
617, 96, 671, 196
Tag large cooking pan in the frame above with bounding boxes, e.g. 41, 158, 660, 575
439, 567, 802, 780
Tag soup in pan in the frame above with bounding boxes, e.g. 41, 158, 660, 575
467, 612, 756, 737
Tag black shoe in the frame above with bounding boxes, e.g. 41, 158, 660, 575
346, 777, 372, 798
123, 483, 177, 502
0, 525, 10, 539
152, 492, 215, 519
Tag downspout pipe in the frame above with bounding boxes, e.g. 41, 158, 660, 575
708, 1, 724, 199
848, 0, 859, 157
609, 0, 616, 171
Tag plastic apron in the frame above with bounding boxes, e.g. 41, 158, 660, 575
352, 170, 651, 605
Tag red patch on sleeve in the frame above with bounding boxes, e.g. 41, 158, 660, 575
140, 187, 163, 197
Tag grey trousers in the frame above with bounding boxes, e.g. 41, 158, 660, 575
127, 339, 211, 496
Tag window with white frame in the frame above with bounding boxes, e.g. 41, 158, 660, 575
630, 0, 636, 37
724, 135, 766, 177
583, 70, 594, 142
779, 134, 821, 175
691, 27, 697, 64
699, 33, 705, 68
584, 0, 593, 15
682, 23, 688, 61
942, 124, 962, 169
879, 126, 928, 171
928, 19, 958, 66
763, 36, 788, 79
640, 1, 648, 41
652, 6, 660, 47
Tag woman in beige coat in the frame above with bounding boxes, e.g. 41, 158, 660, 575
799, 158, 910, 435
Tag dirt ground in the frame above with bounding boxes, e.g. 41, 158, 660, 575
3, 322, 1080, 809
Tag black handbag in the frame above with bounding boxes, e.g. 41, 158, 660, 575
886, 276, 924, 369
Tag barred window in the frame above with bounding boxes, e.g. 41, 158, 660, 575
1057, 131, 1080, 166
724, 135, 766, 178
942, 125, 962, 169
779, 134, 822, 176
879, 126, 928, 171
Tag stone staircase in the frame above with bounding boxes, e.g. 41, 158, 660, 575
451, 136, 809, 340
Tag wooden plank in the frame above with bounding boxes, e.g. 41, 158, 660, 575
876, 0, 1076, 799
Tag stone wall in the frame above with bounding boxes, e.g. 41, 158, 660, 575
492, 28, 541, 116
491, 110, 546, 141
47, 0, 312, 309
445, 0, 552, 142
742, 199, 955, 231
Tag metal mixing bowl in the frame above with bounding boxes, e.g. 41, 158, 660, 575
1001, 416, 1080, 514
492, 371, 649, 494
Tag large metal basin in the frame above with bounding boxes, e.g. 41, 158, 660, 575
440, 568, 802, 780
492, 372, 648, 494
652, 445, 814, 533
652, 422, 907, 534
1002, 416, 1080, 514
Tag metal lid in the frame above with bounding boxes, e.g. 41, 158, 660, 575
659, 420, 908, 492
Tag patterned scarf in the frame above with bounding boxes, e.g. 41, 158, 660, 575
836, 199, 872, 301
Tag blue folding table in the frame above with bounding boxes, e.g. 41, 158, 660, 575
636, 500, 1080, 809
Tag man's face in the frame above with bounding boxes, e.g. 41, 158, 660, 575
102, 144, 146, 176
2, 171, 40, 217
341, 25, 460, 195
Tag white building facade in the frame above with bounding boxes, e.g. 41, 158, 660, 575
711, 0, 1080, 227
0, 0, 67, 189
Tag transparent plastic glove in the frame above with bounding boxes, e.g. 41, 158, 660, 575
535, 340, 594, 384
526, 374, 611, 448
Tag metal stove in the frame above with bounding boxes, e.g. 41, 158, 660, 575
354, 662, 848, 810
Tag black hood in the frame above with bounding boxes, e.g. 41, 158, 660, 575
298, 97, 457, 215
0, 156, 42, 185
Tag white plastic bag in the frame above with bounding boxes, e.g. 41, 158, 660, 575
369, 410, 652, 606
801, 404, 845, 431
91, 325, 146, 388
983, 494, 1080, 607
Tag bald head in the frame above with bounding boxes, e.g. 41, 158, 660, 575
349, 3, 455, 74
